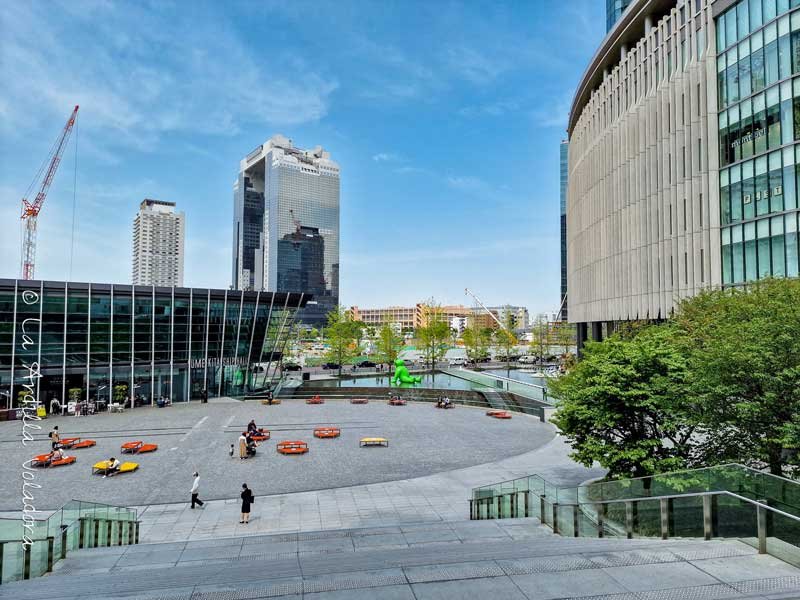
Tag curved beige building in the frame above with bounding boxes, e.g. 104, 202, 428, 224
568, 0, 800, 346
567, 0, 720, 341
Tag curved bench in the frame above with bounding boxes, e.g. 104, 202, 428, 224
92, 461, 139, 475
59, 437, 96, 449
486, 410, 512, 419
388, 398, 407, 406
31, 453, 76, 468
359, 437, 388, 448
435, 404, 455, 409
314, 427, 340, 438
260, 398, 282, 405
121, 441, 158, 454
350, 398, 368, 404
250, 429, 270, 442
306, 395, 325, 404
277, 440, 309, 455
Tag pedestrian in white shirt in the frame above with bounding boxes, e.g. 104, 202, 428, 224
191, 471, 204, 508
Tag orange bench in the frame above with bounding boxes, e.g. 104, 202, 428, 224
120, 441, 158, 454
314, 427, 340, 438
31, 453, 76, 467
277, 440, 309, 454
249, 429, 270, 442
59, 437, 97, 449
350, 398, 368, 404
388, 398, 407, 406
306, 395, 325, 404
486, 410, 512, 419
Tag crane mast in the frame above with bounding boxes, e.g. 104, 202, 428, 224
20, 105, 79, 280
464, 288, 512, 334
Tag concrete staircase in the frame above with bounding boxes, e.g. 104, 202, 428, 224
5, 518, 800, 600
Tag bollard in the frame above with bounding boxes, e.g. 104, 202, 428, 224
703, 495, 713, 541
552, 503, 559, 534
46, 537, 54, 573
757, 503, 767, 554
597, 503, 605, 538
660, 498, 670, 540
573, 504, 580, 537
23, 543, 31, 580
625, 501, 634, 539
60, 525, 68, 559
79, 517, 86, 549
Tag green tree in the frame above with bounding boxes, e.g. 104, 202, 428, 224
324, 306, 364, 380
493, 311, 518, 373
530, 315, 550, 361
416, 302, 450, 371
550, 325, 695, 480
674, 278, 800, 476
375, 322, 403, 367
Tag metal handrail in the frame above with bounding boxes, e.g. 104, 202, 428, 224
443, 367, 548, 390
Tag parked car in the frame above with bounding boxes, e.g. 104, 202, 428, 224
476, 356, 491, 363
518, 355, 538, 364
357, 360, 377, 368
322, 362, 341, 370
448, 357, 467, 366
283, 363, 302, 371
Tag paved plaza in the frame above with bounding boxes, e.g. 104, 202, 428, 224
0, 398, 555, 510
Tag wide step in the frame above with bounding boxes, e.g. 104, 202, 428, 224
5, 519, 800, 599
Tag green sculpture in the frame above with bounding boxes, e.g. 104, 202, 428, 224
391, 358, 421, 386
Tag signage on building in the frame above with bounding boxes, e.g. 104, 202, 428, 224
190, 356, 248, 369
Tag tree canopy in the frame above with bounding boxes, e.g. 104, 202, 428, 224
553, 278, 800, 479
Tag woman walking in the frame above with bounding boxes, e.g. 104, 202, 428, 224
240, 483, 254, 524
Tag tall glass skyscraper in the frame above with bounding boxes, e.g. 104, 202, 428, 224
607, 0, 633, 31
233, 135, 340, 326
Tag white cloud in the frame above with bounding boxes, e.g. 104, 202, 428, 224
0, 2, 338, 152
444, 46, 509, 85
372, 153, 400, 162
445, 176, 494, 196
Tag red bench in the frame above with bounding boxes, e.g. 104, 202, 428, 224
350, 398, 368, 404
486, 410, 512, 419
306, 395, 325, 404
314, 427, 340, 438
277, 440, 309, 454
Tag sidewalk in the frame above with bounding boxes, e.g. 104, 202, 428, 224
137, 435, 602, 543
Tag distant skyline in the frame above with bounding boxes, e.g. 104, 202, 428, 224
0, 0, 605, 315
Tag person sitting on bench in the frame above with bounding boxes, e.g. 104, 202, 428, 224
105, 457, 121, 478
51, 448, 64, 462
246, 439, 257, 457
247, 420, 258, 434
443, 396, 451, 408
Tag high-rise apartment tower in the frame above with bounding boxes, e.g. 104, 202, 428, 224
132, 199, 185, 286
232, 135, 340, 326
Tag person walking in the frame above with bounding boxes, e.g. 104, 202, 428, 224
190, 471, 204, 508
240, 483, 253, 524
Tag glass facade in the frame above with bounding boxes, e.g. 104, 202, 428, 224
233, 137, 340, 327
0, 279, 308, 417
717, 0, 800, 284
606, 0, 633, 32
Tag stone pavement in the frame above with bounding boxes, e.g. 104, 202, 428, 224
136, 434, 602, 543
0, 399, 556, 509
5, 518, 799, 600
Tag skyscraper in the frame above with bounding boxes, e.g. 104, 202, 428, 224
132, 199, 185, 286
232, 135, 340, 325
559, 140, 568, 322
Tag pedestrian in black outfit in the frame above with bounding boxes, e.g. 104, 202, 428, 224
240, 483, 253, 524
191, 472, 204, 508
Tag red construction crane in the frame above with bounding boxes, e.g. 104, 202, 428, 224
20, 105, 79, 280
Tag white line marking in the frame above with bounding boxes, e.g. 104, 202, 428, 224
224, 415, 235, 428
179, 416, 209, 442
170, 447, 178, 451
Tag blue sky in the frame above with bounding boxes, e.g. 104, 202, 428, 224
0, 0, 604, 315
